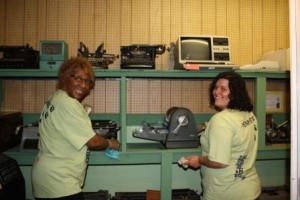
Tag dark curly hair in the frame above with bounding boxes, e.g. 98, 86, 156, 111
57, 57, 95, 90
209, 71, 253, 112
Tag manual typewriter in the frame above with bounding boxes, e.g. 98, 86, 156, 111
91, 120, 120, 140
120, 44, 165, 69
133, 107, 199, 148
0, 44, 39, 69
78, 42, 118, 69
20, 120, 120, 151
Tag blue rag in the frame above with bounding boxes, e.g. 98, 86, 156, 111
105, 148, 120, 160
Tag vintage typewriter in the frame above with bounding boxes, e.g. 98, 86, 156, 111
120, 44, 165, 69
20, 120, 120, 152
91, 120, 120, 140
78, 42, 118, 69
133, 107, 199, 148
0, 44, 39, 69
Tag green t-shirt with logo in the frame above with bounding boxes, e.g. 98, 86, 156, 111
200, 109, 261, 200
32, 90, 95, 198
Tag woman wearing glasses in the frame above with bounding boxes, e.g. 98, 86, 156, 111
32, 57, 120, 200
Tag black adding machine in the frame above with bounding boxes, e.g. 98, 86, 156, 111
133, 107, 199, 148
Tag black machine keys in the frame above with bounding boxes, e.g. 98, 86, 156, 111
120, 44, 165, 69
0, 44, 39, 69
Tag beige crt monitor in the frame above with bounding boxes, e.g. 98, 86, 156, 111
174, 35, 237, 70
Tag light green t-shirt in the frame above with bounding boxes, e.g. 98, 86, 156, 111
32, 90, 95, 198
200, 109, 261, 200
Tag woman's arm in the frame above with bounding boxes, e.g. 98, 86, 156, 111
86, 134, 119, 150
185, 155, 228, 169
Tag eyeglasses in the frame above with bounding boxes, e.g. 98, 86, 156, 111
70, 75, 94, 87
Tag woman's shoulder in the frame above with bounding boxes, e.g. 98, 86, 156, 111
210, 109, 245, 122
51, 90, 80, 109
211, 109, 231, 118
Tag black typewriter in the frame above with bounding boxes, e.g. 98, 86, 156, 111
120, 44, 165, 69
78, 42, 118, 69
91, 120, 120, 140
19, 120, 120, 152
0, 44, 39, 69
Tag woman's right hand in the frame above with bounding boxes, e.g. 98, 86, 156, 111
107, 139, 120, 150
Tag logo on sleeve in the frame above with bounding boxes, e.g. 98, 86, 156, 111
39, 100, 55, 123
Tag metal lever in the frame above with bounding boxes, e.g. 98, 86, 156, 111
173, 115, 188, 134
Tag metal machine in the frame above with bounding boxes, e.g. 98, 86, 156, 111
78, 42, 118, 69
133, 107, 199, 148
120, 44, 165, 69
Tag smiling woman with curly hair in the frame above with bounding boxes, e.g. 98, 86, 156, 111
32, 57, 120, 200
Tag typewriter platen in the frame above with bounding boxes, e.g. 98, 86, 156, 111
133, 107, 199, 148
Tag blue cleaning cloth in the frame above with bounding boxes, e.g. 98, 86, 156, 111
105, 148, 120, 160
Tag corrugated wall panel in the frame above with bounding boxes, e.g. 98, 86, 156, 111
226, 0, 240, 65
262, 0, 277, 54
239, 1, 253, 65
5, 0, 25, 45
0, 0, 290, 114
252, 0, 263, 63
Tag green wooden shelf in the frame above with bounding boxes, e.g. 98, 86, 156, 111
4, 144, 289, 166
0, 69, 289, 79
0, 69, 290, 200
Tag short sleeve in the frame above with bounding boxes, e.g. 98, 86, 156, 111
206, 114, 233, 165
54, 98, 95, 150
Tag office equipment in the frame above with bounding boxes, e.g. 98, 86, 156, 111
133, 107, 199, 148
20, 120, 120, 152
265, 114, 290, 144
0, 112, 23, 152
240, 60, 280, 70
0, 44, 39, 69
241, 48, 290, 71
92, 120, 120, 140
174, 35, 236, 70
261, 48, 290, 71
20, 126, 39, 152
39, 40, 68, 70
0, 154, 25, 200
120, 44, 165, 69
78, 42, 118, 69
83, 190, 110, 200
183, 63, 238, 70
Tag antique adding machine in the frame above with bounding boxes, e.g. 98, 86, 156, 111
133, 107, 199, 148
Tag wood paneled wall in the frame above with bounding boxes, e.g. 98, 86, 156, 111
0, 0, 289, 68
0, 0, 290, 114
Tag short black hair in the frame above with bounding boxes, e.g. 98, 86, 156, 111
209, 71, 253, 112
